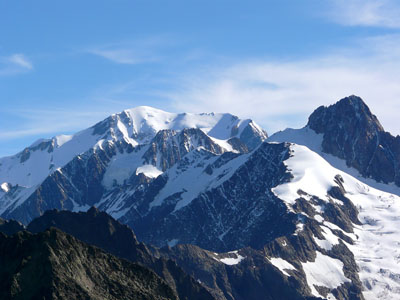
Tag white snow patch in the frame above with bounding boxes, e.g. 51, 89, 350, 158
314, 214, 324, 222
55, 134, 73, 147
313, 226, 340, 251
323, 221, 357, 240
219, 254, 245, 265
272, 144, 343, 208
136, 164, 163, 178
269, 257, 296, 276
0, 182, 10, 193
302, 251, 350, 297
294, 222, 304, 235
327, 293, 338, 300
208, 136, 235, 152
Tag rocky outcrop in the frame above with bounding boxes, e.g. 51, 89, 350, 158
0, 218, 24, 236
308, 95, 400, 186
26, 207, 216, 300
0, 228, 177, 300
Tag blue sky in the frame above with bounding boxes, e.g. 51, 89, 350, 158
1, 0, 400, 157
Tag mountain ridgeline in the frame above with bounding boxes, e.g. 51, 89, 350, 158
0, 107, 267, 224
0, 228, 178, 300
1, 97, 400, 300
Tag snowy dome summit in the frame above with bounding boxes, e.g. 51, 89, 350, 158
91, 106, 267, 145
0, 106, 267, 220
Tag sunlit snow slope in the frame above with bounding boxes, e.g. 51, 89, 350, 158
272, 144, 400, 300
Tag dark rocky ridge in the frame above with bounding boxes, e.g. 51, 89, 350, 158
0, 217, 24, 236
26, 207, 216, 300
0, 228, 177, 300
308, 95, 400, 186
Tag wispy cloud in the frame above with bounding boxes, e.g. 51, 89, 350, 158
327, 0, 400, 28
85, 36, 176, 65
167, 34, 400, 135
7, 54, 33, 69
87, 48, 158, 65
0, 53, 33, 76
3, 33, 400, 153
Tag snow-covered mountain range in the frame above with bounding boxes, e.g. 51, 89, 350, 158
1, 96, 400, 300
0, 106, 267, 222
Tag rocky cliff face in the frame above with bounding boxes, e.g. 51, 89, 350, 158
123, 142, 296, 252
26, 207, 216, 300
0, 228, 177, 300
307, 95, 400, 186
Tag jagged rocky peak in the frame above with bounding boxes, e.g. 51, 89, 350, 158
307, 95, 384, 135
307, 96, 400, 185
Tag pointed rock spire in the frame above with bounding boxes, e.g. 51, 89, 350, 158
307, 95, 400, 185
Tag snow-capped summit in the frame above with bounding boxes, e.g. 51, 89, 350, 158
0, 106, 267, 221
92, 106, 267, 148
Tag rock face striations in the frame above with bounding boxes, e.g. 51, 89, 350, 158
307, 95, 400, 186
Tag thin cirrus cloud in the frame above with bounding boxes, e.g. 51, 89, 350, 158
87, 48, 159, 65
0, 53, 33, 75
327, 0, 400, 28
168, 34, 400, 136
8, 54, 33, 69
84, 37, 176, 65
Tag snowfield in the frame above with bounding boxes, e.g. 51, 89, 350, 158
273, 143, 400, 300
